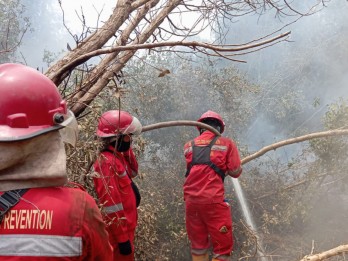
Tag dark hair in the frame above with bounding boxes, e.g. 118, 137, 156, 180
200, 118, 222, 134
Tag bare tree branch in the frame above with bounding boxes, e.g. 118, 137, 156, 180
70, 0, 183, 115
70, 0, 159, 105
0, 16, 28, 55
50, 31, 290, 84
242, 129, 348, 165
299, 244, 348, 261
46, 0, 136, 83
47, 0, 325, 118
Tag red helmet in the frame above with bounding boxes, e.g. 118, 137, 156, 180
96, 110, 142, 138
197, 110, 225, 133
0, 63, 76, 142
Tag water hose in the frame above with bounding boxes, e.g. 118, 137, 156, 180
141, 120, 221, 136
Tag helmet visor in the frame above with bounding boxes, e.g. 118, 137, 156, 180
123, 116, 142, 136
59, 110, 79, 147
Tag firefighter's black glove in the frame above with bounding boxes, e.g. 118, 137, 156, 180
118, 240, 132, 255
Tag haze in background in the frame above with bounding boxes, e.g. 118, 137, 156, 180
223, 0, 348, 148
18, 0, 114, 68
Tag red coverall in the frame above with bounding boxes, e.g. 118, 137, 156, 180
183, 130, 242, 261
93, 146, 138, 261
0, 187, 113, 260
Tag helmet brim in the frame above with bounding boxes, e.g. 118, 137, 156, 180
0, 125, 64, 142
0, 110, 76, 143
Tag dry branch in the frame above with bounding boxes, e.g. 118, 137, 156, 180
0, 16, 28, 55
47, 0, 322, 118
299, 244, 348, 261
49, 32, 290, 77
69, 0, 159, 112
69, 0, 181, 116
47, 0, 138, 84
241, 129, 348, 165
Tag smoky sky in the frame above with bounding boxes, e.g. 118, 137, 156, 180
228, 1, 348, 130
18, 0, 113, 69
209, 0, 348, 154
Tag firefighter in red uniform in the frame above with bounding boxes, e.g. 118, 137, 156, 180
93, 110, 142, 261
0, 63, 113, 260
183, 110, 243, 261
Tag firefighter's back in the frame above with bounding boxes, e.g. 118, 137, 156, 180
0, 187, 112, 261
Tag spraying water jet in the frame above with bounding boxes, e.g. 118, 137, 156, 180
230, 178, 268, 261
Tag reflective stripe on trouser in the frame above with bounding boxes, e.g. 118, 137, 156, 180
185, 201, 233, 256
0, 234, 82, 256
104, 203, 124, 214
212, 254, 232, 261
191, 248, 209, 255
192, 252, 209, 261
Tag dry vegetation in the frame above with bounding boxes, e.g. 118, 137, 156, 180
3, 0, 348, 260
63, 83, 348, 261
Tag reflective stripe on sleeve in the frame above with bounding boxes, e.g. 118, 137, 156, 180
212, 145, 227, 151
229, 167, 242, 177
104, 203, 124, 214
184, 147, 192, 155
118, 171, 127, 178
0, 234, 82, 256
